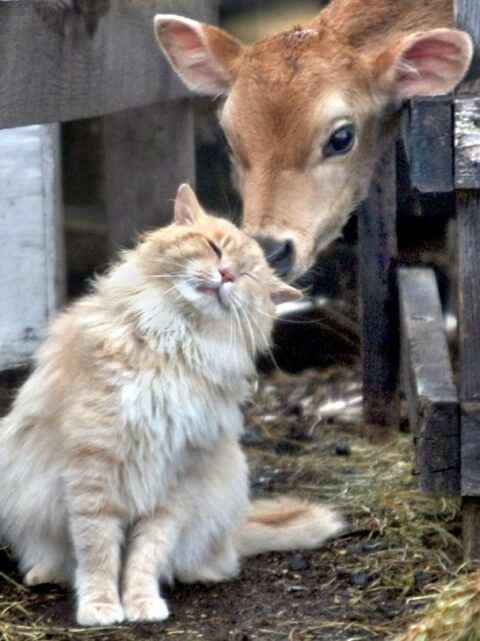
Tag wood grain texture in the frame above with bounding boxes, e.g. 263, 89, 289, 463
462, 497, 480, 560
103, 100, 195, 251
456, 0, 480, 552
358, 141, 399, 440
454, 96, 480, 190
403, 97, 454, 194
461, 404, 480, 496
0, 124, 65, 369
457, 191, 480, 402
399, 268, 459, 496
0, 0, 218, 128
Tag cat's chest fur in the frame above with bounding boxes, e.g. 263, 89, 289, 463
109, 324, 252, 516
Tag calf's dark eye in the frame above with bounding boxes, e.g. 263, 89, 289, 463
323, 123, 355, 158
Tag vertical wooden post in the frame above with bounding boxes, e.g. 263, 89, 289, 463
103, 100, 195, 252
457, 189, 480, 560
0, 124, 64, 370
358, 141, 399, 441
456, 0, 480, 561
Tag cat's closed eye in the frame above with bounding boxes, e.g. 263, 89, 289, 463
206, 239, 222, 259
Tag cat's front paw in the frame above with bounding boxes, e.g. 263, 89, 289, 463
123, 595, 169, 622
76, 599, 124, 627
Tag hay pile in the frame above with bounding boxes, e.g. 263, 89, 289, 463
391, 571, 480, 641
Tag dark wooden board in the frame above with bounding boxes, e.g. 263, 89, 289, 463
398, 268, 459, 496
462, 497, 480, 560
103, 100, 195, 251
402, 97, 453, 194
358, 141, 399, 440
457, 191, 480, 403
0, 0, 218, 128
458, 192, 480, 498
456, 0, 480, 559
461, 403, 480, 496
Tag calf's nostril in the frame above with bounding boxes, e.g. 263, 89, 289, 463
253, 236, 295, 279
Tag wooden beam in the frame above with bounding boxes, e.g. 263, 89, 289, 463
358, 141, 399, 440
398, 268, 459, 496
402, 96, 454, 194
103, 100, 195, 251
457, 191, 480, 498
0, 124, 65, 370
462, 498, 480, 560
0, 0, 217, 129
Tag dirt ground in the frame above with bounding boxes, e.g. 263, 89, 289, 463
0, 366, 467, 641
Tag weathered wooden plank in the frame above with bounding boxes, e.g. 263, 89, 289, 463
398, 268, 459, 496
461, 403, 480, 496
0, 0, 218, 129
456, 0, 480, 560
462, 497, 480, 560
402, 96, 454, 194
0, 124, 65, 370
457, 192, 480, 499
455, 96, 480, 190
457, 193, 480, 402
103, 100, 195, 251
358, 141, 399, 440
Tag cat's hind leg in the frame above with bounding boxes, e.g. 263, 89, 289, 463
178, 537, 240, 584
24, 564, 68, 587
16, 531, 71, 587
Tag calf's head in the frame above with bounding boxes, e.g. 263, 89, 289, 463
154, 15, 472, 280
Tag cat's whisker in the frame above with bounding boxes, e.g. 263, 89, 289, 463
239, 271, 261, 284
227, 307, 236, 358
239, 301, 281, 370
245, 303, 324, 326
231, 297, 256, 355
229, 298, 244, 348
150, 273, 184, 280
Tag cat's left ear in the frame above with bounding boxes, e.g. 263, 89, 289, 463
174, 183, 205, 225
271, 279, 303, 305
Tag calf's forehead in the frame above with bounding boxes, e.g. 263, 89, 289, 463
221, 31, 375, 150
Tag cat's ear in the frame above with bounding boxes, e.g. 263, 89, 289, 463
271, 279, 303, 306
174, 184, 204, 225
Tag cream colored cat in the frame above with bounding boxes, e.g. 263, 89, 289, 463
0, 185, 344, 627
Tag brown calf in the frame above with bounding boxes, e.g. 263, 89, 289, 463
154, 0, 472, 279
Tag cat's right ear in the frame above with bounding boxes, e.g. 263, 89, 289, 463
174, 184, 204, 225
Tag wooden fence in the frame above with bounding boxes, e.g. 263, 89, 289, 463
0, 0, 218, 369
362, 0, 480, 557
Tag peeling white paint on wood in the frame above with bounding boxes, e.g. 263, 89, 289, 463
0, 124, 64, 369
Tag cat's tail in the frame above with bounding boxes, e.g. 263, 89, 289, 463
235, 497, 345, 557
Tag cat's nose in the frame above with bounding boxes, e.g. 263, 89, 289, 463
254, 236, 294, 279
219, 266, 234, 283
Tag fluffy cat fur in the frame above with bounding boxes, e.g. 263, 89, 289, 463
0, 185, 344, 626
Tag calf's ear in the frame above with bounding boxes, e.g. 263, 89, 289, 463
371, 28, 473, 98
154, 14, 245, 96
